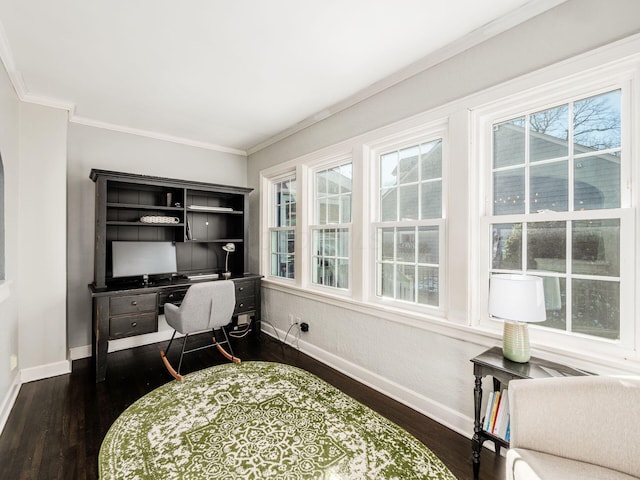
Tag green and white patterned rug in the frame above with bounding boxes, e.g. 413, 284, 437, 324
99, 362, 457, 479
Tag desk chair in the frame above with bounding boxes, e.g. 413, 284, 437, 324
160, 280, 240, 381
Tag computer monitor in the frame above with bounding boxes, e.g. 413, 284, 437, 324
111, 241, 177, 279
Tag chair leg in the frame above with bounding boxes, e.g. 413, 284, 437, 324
160, 330, 184, 381
177, 333, 189, 374
213, 327, 241, 364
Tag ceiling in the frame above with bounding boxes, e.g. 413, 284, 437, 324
0, 1, 563, 155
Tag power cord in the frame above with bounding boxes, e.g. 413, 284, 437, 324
260, 318, 300, 351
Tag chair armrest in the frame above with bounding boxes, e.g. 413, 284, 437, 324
163, 303, 183, 331
509, 376, 640, 478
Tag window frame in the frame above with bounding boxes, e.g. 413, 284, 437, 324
367, 125, 448, 315
474, 68, 637, 360
266, 172, 298, 282
308, 154, 353, 294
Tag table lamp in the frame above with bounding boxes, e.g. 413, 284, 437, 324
222, 242, 235, 279
488, 274, 546, 363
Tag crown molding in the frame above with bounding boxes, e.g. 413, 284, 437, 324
0, 16, 246, 156
0, 0, 565, 158
69, 115, 247, 156
246, 0, 568, 155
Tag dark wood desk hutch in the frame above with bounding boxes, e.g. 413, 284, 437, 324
89, 169, 261, 382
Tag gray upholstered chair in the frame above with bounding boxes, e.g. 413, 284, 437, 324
507, 375, 640, 480
160, 280, 239, 381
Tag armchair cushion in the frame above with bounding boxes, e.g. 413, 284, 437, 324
507, 448, 639, 480
508, 376, 640, 479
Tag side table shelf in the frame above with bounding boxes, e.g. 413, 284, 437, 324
470, 347, 589, 479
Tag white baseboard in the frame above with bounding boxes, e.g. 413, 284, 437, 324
20, 359, 71, 384
0, 372, 21, 437
261, 322, 475, 440
69, 344, 92, 360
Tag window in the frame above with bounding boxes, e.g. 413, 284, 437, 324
269, 175, 296, 279
486, 88, 630, 342
311, 162, 352, 289
374, 137, 444, 307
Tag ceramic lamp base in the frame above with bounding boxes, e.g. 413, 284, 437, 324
222, 271, 232, 280
502, 320, 531, 363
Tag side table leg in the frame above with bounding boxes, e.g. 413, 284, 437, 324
472, 374, 484, 479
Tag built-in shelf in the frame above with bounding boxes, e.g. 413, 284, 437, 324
106, 221, 185, 226
107, 202, 184, 211
90, 169, 252, 289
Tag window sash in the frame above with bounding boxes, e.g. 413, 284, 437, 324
485, 208, 631, 342
479, 81, 633, 346
374, 135, 445, 310
311, 226, 350, 289
269, 174, 297, 280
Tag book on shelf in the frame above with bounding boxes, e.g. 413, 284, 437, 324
488, 390, 501, 433
483, 389, 510, 441
483, 391, 496, 432
493, 391, 509, 439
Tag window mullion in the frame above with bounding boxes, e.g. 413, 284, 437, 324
568, 100, 575, 213
565, 219, 573, 334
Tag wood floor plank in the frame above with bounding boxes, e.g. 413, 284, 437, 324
0, 334, 504, 480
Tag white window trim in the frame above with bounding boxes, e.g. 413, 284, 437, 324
365, 121, 449, 315
471, 61, 639, 362
261, 169, 299, 284
307, 153, 354, 296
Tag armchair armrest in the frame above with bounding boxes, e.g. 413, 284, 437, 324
509, 376, 640, 478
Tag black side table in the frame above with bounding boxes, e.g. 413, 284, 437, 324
470, 347, 589, 479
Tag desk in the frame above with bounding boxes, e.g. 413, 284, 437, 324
470, 347, 588, 479
89, 274, 261, 382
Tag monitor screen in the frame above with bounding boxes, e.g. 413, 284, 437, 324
111, 241, 177, 278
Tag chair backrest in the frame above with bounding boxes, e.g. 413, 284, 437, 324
174, 280, 236, 333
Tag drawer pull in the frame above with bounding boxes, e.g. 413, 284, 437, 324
239, 287, 244, 292
131, 301, 138, 306
239, 303, 244, 308
131, 322, 138, 328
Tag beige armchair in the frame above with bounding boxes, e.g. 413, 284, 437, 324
507, 375, 640, 480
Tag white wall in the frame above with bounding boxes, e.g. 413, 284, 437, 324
0, 49, 21, 431
18, 103, 69, 379
66, 123, 248, 351
247, 0, 640, 437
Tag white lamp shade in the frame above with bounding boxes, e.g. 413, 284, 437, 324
488, 274, 546, 323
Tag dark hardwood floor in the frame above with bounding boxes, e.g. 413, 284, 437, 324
0, 332, 504, 480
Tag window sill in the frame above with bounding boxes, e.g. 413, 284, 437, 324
262, 279, 640, 376
0, 280, 12, 304
262, 278, 496, 346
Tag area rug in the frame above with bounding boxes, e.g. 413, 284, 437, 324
99, 362, 457, 479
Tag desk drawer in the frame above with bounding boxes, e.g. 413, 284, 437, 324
234, 281, 255, 299
110, 293, 157, 316
158, 287, 189, 307
234, 296, 256, 314
109, 312, 157, 339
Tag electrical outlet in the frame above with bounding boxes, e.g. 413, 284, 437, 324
288, 313, 295, 325
294, 316, 301, 325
